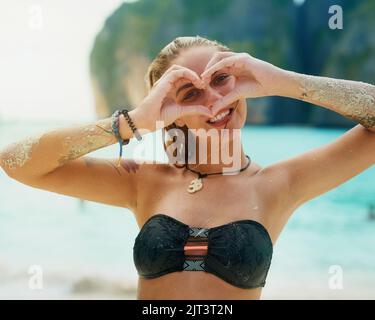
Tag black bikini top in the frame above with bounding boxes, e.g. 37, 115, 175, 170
133, 214, 273, 289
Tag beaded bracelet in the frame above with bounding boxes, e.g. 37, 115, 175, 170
111, 108, 142, 167
120, 109, 143, 141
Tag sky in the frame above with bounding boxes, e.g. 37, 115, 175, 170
0, 0, 132, 122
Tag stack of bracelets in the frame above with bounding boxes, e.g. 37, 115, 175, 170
110, 108, 142, 167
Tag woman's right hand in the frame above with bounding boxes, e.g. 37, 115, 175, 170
122, 65, 213, 135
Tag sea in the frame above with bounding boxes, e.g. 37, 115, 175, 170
0, 120, 374, 299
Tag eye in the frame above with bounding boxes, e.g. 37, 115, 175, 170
182, 74, 230, 101
183, 89, 201, 101
212, 74, 230, 85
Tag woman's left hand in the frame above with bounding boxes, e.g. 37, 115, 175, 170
200, 51, 287, 113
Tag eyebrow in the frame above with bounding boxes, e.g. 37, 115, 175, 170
175, 83, 194, 98
175, 71, 221, 98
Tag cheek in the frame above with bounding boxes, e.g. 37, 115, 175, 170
240, 101, 247, 116
232, 100, 247, 125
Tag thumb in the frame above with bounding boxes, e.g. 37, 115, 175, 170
180, 105, 212, 118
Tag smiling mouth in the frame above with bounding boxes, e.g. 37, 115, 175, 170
206, 101, 239, 126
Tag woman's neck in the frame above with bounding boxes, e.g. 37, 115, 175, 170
187, 135, 248, 174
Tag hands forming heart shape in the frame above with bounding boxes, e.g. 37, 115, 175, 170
134, 51, 285, 132
200, 51, 280, 115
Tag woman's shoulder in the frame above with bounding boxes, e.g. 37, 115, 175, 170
132, 159, 180, 216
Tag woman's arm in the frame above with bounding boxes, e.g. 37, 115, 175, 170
266, 71, 375, 209
0, 113, 140, 210
201, 52, 375, 132
0, 115, 134, 178
278, 71, 375, 132
200, 51, 375, 224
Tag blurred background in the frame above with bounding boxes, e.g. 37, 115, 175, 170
0, 0, 374, 299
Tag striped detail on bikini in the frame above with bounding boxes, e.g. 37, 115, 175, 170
183, 227, 209, 271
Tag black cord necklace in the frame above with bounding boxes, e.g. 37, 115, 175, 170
185, 155, 251, 194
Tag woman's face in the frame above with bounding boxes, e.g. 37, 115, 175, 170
171, 46, 247, 131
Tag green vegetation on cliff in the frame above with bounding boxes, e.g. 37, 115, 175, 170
90, 0, 374, 127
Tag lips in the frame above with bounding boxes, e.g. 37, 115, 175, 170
206, 108, 234, 127
206, 100, 239, 127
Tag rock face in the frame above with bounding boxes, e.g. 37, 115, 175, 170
90, 0, 374, 127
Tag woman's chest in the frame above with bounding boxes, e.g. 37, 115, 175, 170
136, 167, 281, 231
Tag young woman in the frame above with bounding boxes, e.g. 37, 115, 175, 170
1, 36, 374, 300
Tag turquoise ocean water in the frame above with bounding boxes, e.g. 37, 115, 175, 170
0, 120, 374, 299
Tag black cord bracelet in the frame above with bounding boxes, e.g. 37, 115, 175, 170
119, 109, 142, 141
110, 108, 142, 167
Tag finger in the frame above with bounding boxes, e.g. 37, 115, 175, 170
211, 89, 241, 116
204, 51, 235, 72
179, 105, 212, 118
162, 69, 205, 97
154, 65, 203, 90
164, 65, 204, 89
153, 64, 181, 87
201, 55, 245, 83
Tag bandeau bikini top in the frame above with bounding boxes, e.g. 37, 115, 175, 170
133, 214, 273, 289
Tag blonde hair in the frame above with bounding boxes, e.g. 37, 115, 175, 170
144, 35, 231, 168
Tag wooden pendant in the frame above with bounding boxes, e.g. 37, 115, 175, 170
187, 177, 203, 194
